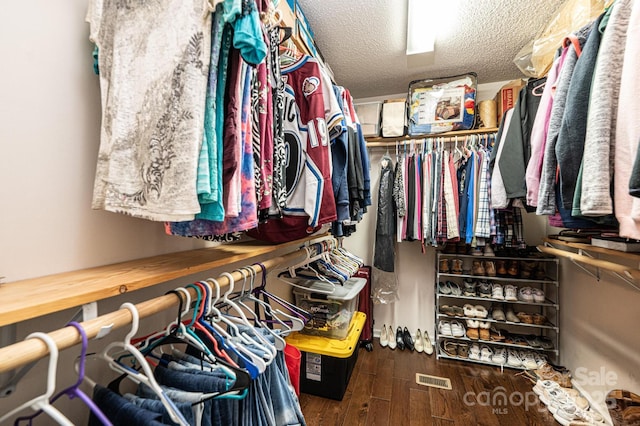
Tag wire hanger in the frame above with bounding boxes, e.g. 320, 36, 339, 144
0, 333, 74, 426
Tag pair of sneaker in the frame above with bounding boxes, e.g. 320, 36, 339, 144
438, 320, 465, 338
467, 344, 492, 363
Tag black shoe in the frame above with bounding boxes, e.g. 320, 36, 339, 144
396, 327, 405, 350
402, 327, 415, 351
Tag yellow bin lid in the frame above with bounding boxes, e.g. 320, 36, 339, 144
285, 311, 366, 358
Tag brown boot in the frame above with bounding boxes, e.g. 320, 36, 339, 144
520, 261, 537, 279
439, 258, 450, 273
484, 261, 496, 277
507, 260, 519, 277
472, 260, 485, 276
451, 259, 463, 274
495, 260, 507, 276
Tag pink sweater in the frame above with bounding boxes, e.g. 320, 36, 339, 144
525, 48, 567, 207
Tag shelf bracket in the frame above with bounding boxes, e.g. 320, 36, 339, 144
572, 248, 601, 281
541, 240, 640, 293
611, 271, 640, 292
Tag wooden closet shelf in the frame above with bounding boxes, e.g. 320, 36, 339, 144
365, 127, 499, 145
541, 237, 640, 262
538, 238, 640, 289
0, 235, 318, 327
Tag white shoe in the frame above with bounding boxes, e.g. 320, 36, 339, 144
450, 320, 466, 338
387, 325, 397, 350
506, 350, 522, 367
438, 320, 452, 337
480, 345, 493, 363
423, 330, 434, 355
491, 283, 504, 300
533, 380, 559, 397
491, 347, 507, 364
379, 324, 388, 347
521, 351, 538, 370
504, 285, 518, 301
414, 329, 424, 353
468, 343, 481, 360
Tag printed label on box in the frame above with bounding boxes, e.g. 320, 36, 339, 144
306, 353, 322, 381
412, 87, 464, 125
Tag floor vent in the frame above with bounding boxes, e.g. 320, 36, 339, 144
415, 373, 452, 390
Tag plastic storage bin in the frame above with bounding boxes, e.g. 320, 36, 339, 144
293, 277, 366, 339
286, 311, 366, 400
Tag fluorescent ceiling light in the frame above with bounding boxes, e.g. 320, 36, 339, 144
406, 0, 435, 55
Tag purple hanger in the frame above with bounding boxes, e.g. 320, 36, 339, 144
15, 322, 113, 426
252, 263, 311, 322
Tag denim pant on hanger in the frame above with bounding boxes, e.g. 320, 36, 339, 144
89, 384, 169, 426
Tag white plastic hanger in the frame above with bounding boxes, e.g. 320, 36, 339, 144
234, 267, 287, 348
100, 303, 189, 426
0, 333, 74, 426
205, 278, 268, 374
219, 272, 277, 362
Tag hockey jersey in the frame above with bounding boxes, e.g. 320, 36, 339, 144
280, 55, 343, 227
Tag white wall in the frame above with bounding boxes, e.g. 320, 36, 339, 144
348, 84, 640, 420
545, 225, 640, 416
346, 83, 510, 343
0, 1, 295, 423
2, 1, 638, 423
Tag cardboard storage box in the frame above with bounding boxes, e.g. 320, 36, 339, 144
495, 79, 525, 122
286, 312, 366, 400
293, 277, 366, 340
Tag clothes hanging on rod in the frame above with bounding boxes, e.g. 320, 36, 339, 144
1, 247, 330, 425
88, 0, 369, 243
488, 2, 640, 239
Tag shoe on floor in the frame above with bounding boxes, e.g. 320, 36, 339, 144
379, 324, 388, 347
414, 329, 424, 353
402, 327, 414, 351
388, 325, 397, 350
423, 330, 434, 355
607, 389, 640, 426
396, 326, 405, 351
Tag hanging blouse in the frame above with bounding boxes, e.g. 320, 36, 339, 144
87, 0, 213, 221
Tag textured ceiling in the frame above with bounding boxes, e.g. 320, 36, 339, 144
296, 0, 567, 98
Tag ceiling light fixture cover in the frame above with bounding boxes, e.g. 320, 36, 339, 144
406, 0, 435, 55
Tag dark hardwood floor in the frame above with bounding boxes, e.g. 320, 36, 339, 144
299, 344, 558, 426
